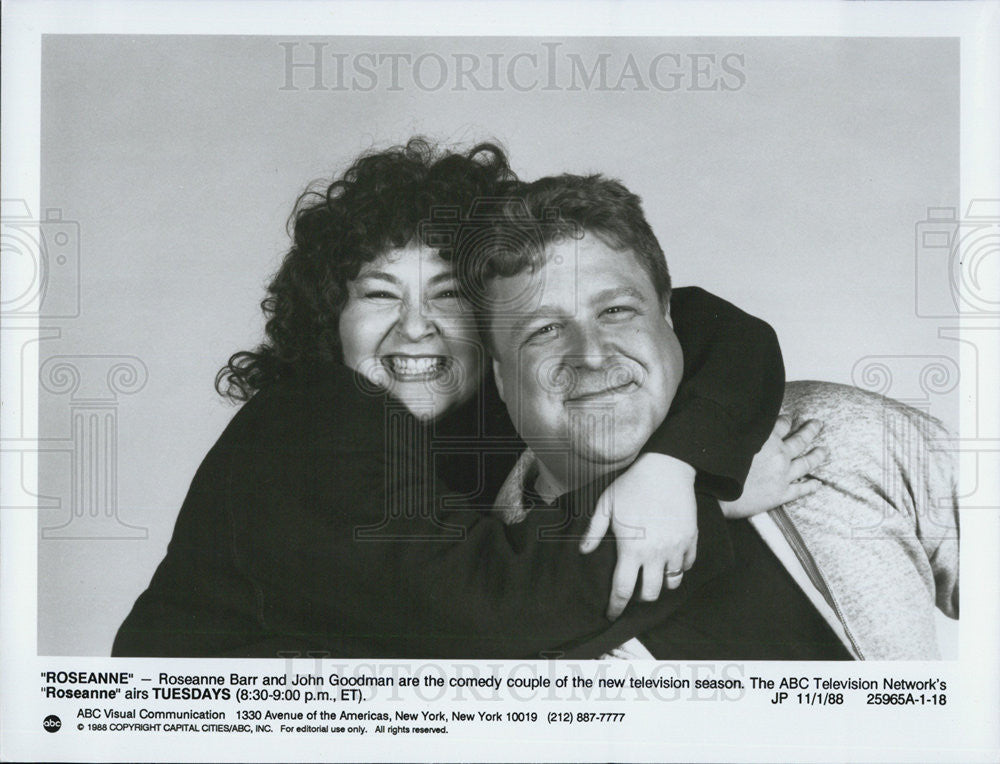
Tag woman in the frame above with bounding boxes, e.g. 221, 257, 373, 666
113, 139, 808, 658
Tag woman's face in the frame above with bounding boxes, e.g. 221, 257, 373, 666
339, 245, 484, 419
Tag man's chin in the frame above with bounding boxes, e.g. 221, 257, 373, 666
569, 439, 645, 474
567, 416, 651, 461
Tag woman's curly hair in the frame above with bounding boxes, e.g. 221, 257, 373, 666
216, 138, 519, 401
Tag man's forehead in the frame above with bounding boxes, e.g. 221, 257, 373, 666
486, 245, 576, 318
494, 237, 650, 301
548, 234, 652, 281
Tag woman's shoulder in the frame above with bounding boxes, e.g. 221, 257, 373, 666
215, 363, 393, 455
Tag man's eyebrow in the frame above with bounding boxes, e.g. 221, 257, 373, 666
592, 286, 647, 304
355, 270, 400, 284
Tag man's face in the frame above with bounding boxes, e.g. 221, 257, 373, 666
489, 233, 683, 486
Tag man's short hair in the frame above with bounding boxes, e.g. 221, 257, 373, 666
456, 173, 672, 343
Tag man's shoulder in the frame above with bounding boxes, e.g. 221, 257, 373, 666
782, 380, 951, 437
781, 380, 956, 499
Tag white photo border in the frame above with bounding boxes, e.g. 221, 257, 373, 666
2, 2, 998, 762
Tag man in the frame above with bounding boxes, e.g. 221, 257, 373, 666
478, 174, 959, 660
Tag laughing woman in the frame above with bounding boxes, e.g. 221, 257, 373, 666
113, 139, 803, 658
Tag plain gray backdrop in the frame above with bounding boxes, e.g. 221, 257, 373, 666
36, 35, 959, 655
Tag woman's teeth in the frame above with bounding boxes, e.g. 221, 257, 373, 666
384, 356, 447, 378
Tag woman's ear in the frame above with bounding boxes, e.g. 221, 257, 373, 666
492, 358, 506, 403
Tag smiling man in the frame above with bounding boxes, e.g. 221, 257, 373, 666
490, 232, 683, 499
476, 173, 959, 659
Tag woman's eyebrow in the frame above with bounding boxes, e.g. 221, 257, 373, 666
426, 271, 457, 287
355, 270, 400, 284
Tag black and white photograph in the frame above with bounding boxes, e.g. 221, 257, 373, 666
2, 1, 998, 762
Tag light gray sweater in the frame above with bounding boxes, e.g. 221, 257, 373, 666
777, 381, 959, 659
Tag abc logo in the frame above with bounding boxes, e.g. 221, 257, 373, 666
43, 714, 62, 733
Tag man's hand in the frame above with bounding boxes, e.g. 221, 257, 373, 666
719, 416, 827, 519
580, 454, 698, 620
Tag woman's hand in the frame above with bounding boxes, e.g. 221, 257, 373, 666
719, 416, 827, 519
580, 454, 698, 620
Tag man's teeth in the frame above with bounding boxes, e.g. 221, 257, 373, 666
385, 357, 446, 376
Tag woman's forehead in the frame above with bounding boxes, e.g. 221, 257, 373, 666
359, 245, 454, 279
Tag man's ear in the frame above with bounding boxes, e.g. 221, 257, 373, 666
663, 296, 674, 328
492, 358, 506, 403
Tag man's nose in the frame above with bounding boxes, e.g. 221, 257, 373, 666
566, 324, 607, 369
395, 303, 437, 342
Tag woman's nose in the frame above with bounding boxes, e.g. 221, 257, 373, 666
396, 303, 437, 342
